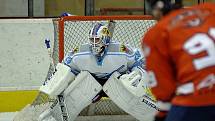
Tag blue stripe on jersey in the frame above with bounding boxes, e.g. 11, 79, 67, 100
106, 53, 135, 58
67, 51, 136, 68
70, 51, 135, 59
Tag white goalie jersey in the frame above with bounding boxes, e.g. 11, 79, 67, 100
63, 41, 145, 80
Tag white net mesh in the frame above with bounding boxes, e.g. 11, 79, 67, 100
52, 16, 156, 120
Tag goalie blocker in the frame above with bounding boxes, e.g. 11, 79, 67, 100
40, 63, 76, 96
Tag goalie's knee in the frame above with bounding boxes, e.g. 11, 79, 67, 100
63, 71, 102, 97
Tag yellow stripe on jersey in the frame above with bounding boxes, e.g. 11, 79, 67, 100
0, 90, 39, 112
120, 44, 126, 52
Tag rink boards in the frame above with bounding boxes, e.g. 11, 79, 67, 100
0, 19, 54, 112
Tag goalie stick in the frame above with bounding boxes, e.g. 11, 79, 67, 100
44, 38, 69, 121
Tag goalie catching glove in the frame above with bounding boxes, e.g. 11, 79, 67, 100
119, 68, 156, 99
103, 70, 158, 121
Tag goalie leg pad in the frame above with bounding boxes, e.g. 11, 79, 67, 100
38, 108, 57, 121
103, 72, 158, 121
39, 71, 102, 121
63, 71, 103, 121
39, 97, 71, 121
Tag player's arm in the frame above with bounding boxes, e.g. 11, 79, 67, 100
142, 27, 176, 101
142, 26, 176, 120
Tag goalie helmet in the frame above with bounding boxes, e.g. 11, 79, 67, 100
89, 20, 115, 55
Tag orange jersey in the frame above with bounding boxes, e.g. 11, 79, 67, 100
142, 3, 215, 106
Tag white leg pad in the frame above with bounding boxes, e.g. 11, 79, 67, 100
38, 99, 66, 121
63, 71, 102, 121
39, 71, 102, 121
103, 72, 158, 121
13, 103, 54, 121
38, 109, 57, 121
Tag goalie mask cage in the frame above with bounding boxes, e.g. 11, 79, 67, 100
52, 15, 156, 121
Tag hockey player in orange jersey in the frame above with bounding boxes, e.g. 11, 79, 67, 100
142, 1, 215, 121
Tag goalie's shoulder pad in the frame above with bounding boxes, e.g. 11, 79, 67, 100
65, 47, 79, 57
120, 43, 135, 55
119, 44, 145, 63
63, 47, 79, 65
70, 47, 79, 55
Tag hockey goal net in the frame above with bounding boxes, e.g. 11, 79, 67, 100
52, 15, 156, 121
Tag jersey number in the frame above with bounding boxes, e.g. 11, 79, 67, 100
184, 28, 215, 70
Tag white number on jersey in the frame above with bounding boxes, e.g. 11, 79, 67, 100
184, 28, 215, 70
